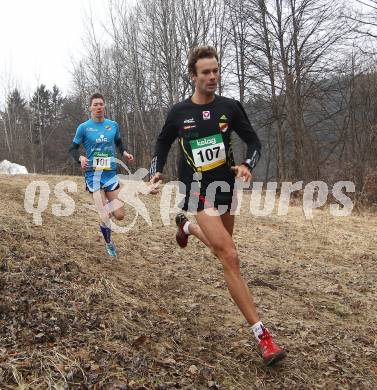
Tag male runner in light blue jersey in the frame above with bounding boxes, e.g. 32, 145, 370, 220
69, 93, 134, 257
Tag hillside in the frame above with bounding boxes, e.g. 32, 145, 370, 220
0, 174, 376, 389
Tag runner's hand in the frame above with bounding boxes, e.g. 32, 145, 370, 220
79, 156, 88, 169
123, 151, 134, 162
231, 165, 252, 182
149, 172, 162, 194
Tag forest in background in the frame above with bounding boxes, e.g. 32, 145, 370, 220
1, 0, 377, 194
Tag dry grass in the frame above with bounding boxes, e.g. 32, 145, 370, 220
0, 174, 376, 389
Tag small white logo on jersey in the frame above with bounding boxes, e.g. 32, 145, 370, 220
96, 134, 108, 143
203, 111, 210, 120
184, 118, 195, 124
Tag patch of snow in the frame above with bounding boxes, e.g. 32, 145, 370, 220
0, 160, 28, 175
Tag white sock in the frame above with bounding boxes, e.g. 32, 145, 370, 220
183, 221, 191, 235
251, 321, 266, 341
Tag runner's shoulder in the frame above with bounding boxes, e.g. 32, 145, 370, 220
103, 118, 118, 128
168, 99, 192, 115
215, 95, 241, 108
77, 119, 92, 131
167, 96, 242, 116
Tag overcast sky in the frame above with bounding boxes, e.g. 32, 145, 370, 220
0, 0, 110, 99
0, 0, 369, 103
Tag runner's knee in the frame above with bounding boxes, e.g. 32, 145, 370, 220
113, 209, 125, 220
214, 245, 240, 273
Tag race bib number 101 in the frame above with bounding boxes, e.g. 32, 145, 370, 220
93, 152, 111, 170
190, 134, 226, 171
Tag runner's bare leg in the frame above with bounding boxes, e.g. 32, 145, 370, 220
195, 209, 260, 325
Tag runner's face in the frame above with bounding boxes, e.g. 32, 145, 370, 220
90, 98, 105, 119
192, 57, 219, 96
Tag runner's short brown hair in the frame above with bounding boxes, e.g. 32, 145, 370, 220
188, 46, 219, 76
89, 93, 105, 106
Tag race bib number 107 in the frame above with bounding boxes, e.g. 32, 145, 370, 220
190, 134, 226, 171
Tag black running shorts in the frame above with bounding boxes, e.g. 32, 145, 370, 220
178, 183, 238, 214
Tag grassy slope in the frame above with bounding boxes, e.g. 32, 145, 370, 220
0, 174, 376, 389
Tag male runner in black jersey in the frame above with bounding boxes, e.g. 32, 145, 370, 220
149, 46, 285, 365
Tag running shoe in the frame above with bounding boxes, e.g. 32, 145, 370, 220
175, 212, 189, 248
258, 328, 286, 366
105, 241, 117, 257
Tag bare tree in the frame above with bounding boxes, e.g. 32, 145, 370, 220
69, 0, 372, 186
238, 0, 352, 180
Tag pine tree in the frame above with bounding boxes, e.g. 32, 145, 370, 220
30, 84, 53, 171
0, 88, 29, 162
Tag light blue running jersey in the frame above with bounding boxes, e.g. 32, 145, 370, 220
73, 118, 121, 172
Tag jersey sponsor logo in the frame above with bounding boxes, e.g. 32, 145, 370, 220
184, 118, 195, 124
219, 114, 229, 133
219, 123, 228, 132
87, 127, 97, 132
105, 125, 112, 130
184, 125, 197, 130
202, 111, 210, 120
195, 136, 217, 147
96, 134, 108, 143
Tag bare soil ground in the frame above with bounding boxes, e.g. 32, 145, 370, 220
0, 174, 376, 389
